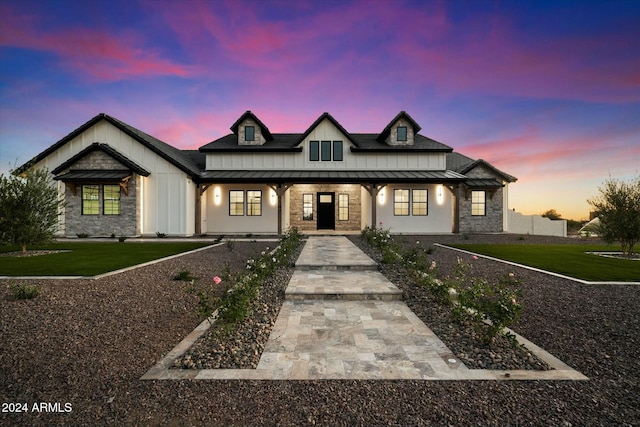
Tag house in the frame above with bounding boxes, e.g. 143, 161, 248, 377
17, 110, 517, 237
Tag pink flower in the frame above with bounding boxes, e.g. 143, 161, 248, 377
430, 261, 437, 270
213, 276, 222, 285
511, 298, 517, 305
472, 255, 478, 260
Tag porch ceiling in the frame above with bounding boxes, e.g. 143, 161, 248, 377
199, 169, 466, 183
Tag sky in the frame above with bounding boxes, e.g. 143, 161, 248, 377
1, 0, 638, 221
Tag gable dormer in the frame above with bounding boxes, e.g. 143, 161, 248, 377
377, 111, 422, 146
230, 110, 274, 146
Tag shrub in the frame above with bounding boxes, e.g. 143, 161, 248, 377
156, 232, 167, 238
189, 227, 303, 327
226, 239, 236, 251
118, 235, 127, 242
174, 269, 196, 281
77, 233, 89, 238
10, 283, 40, 300
452, 271, 523, 344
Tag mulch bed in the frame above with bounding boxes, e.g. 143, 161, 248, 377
1, 235, 638, 426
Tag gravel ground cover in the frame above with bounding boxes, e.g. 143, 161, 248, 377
348, 236, 550, 371
1, 235, 639, 426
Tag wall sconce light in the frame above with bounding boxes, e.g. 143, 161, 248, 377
378, 189, 386, 205
270, 188, 277, 206
214, 187, 221, 206
436, 185, 444, 205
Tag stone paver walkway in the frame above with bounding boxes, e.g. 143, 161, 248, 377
142, 236, 587, 381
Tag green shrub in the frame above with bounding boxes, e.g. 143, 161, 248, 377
156, 232, 167, 238
10, 283, 40, 300
452, 272, 523, 344
174, 269, 196, 281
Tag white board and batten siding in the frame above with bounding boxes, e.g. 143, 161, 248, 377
31, 120, 196, 236
206, 118, 447, 171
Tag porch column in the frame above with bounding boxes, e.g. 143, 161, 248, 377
363, 183, 385, 228
195, 184, 210, 235
271, 183, 291, 235
446, 184, 460, 234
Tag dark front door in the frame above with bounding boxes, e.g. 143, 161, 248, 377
317, 192, 335, 230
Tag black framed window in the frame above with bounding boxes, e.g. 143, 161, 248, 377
393, 189, 409, 216
321, 140, 332, 161
412, 189, 428, 216
82, 185, 99, 215
302, 193, 313, 220
397, 126, 407, 141
471, 191, 486, 216
229, 190, 244, 216
338, 193, 349, 221
103, 185, 121, 215
247, 190, 262, 216
245, 126, 255, 141
309, 140, 319, 161
333, 140, 343, 161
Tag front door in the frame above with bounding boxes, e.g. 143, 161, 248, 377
317, 192, 335, 230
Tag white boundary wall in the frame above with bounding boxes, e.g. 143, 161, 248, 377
507, 210, 567, 237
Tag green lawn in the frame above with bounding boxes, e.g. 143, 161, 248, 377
0, 242, 213, 276
450, 244, 640, 282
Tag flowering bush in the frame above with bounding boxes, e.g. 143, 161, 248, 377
189, 227, 303, 326
451, 268, 523, 344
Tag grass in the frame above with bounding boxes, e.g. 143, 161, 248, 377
0, 242, 212, 276
450, 244, 640, 282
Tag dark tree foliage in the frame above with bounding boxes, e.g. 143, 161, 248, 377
588, 176, 640, 258
0, 168, 63, 253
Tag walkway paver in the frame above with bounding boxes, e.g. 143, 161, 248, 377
142, 236, 588, 381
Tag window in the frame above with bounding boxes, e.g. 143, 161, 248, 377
412, 189, 428, 216
103, 185, 121, 215
393, 189, 409, 216
309, 140, 319, 161
338, 193, 349, 221
245, 126, 255, 141
333, 141, 343, 161
321, 140, 332, 161
229, 190, 244, 216
397, 126, 407, 142
302, 193, 313, 220
247, 190, 262, 216
82, 185, 99, 215
471, 191, 486, 216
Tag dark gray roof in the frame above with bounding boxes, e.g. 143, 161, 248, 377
199, 169, 466, 183
230, 111, 274, 141
200, 133, 303, 152
53, 170, 132, 182
464, 178, 504, 188
200, 132, 452, 153
377, 111, 422, 142
16, 113, 201, 178
51, 142, 150, 176
447, 152, 517, 183
350, 134, 452, 152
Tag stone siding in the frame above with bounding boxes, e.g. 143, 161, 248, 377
239, 118, 265, 145
458, 166, 505, 233
289, 184, 361, 232
58, 150, 140, 237
386, 118, 415, 146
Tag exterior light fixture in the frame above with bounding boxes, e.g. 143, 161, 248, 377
214, 187, 221, 206
437, 185, 444, 205
270, 188, 277, 206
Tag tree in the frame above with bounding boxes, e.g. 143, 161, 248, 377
0, 168, 63, 253
541, 209, 562, 220
587, 176, 640, 258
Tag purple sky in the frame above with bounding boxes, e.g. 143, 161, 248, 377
1, 0, 638, 220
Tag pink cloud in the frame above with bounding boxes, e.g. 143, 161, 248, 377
0, 4, 196, 81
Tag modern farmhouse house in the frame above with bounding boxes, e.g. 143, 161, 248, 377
18, 111, 516, 237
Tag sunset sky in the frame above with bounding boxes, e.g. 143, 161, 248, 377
1, 0, 638, 220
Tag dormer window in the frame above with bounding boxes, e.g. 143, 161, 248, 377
397, 126, 407, 142
245, 126, 255, 141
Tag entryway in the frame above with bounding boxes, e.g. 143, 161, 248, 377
317, 192, 335, 230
